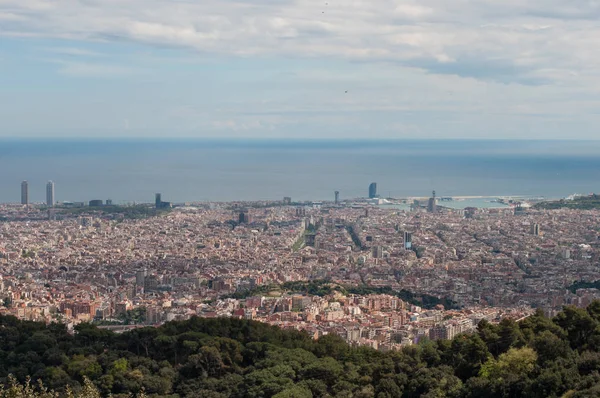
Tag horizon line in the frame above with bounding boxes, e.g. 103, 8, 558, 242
2, 137, 600, 142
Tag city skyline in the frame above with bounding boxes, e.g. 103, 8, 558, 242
3, 176, 576, 206
0, 192, 597, 341
12, 177, 463, 207
0, 195, 597, 397
13, 181, 440, 205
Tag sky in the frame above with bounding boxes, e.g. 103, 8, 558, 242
1, 0, 600, 139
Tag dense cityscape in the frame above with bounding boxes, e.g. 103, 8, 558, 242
2, 180, 599, 352
5, 0, 600, 394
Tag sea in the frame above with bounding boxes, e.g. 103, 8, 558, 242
1, 139, 600, 205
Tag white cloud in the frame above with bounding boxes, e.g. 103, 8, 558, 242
1, 0, 599, 84
0, 11, 25, 20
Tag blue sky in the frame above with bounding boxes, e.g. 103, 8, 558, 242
1, 0, 600, 139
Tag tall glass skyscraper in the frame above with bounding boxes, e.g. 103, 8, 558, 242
21, 181, 28, 205
46, 181, 55, 207
368, 182, 377, 199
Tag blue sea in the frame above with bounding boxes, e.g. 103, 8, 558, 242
1, 139, 600, 204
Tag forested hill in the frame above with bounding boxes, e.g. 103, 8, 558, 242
534, 195, 600, 210
2, 303, 600, 398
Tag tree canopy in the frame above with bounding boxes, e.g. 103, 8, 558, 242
0, 302, 600, 397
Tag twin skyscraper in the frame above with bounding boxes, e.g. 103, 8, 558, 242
20, 180, 55, 207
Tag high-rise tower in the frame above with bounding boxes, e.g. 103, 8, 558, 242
531, 223, 541, 236
369, 182, 377, 199
403, 231, 413, 250
239, 210, 250, 224
334, 191, 340, 204
46, 181, 55, 207
21, 181, 29, 205
427, 190, 437, 213
136, 269, 147, 288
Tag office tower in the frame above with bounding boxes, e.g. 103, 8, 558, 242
106, 199, 113, 206
283, 197, 292, 205
427, 190, 437, 213
136, 269, 147, 287
46, 181, 55, 207
404, 231, 413, 250
334, 191, 340, 204
154, 193, 171, 209
531, 223, 540, 236
464, 207, 477, 219
514, 202, 526, 215
21, 181, 29, 205
144, 275, 159, 292
239, 211, 250, 224
372, 246, 383, 259
325, 218, 334, 232
369, 182, 378, 199
305, 233, 316, 247
47, 209, 57, 221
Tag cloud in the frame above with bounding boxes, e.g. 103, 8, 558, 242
405, 56, 551, 86
0, 11, 25, 21
1, 0, 599, 84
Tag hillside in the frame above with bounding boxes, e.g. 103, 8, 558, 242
1, 303, 600, 397
224, 280, 459, 310
534, 195, 600, 210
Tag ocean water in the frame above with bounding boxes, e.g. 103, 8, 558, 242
1, 139, 600, 204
